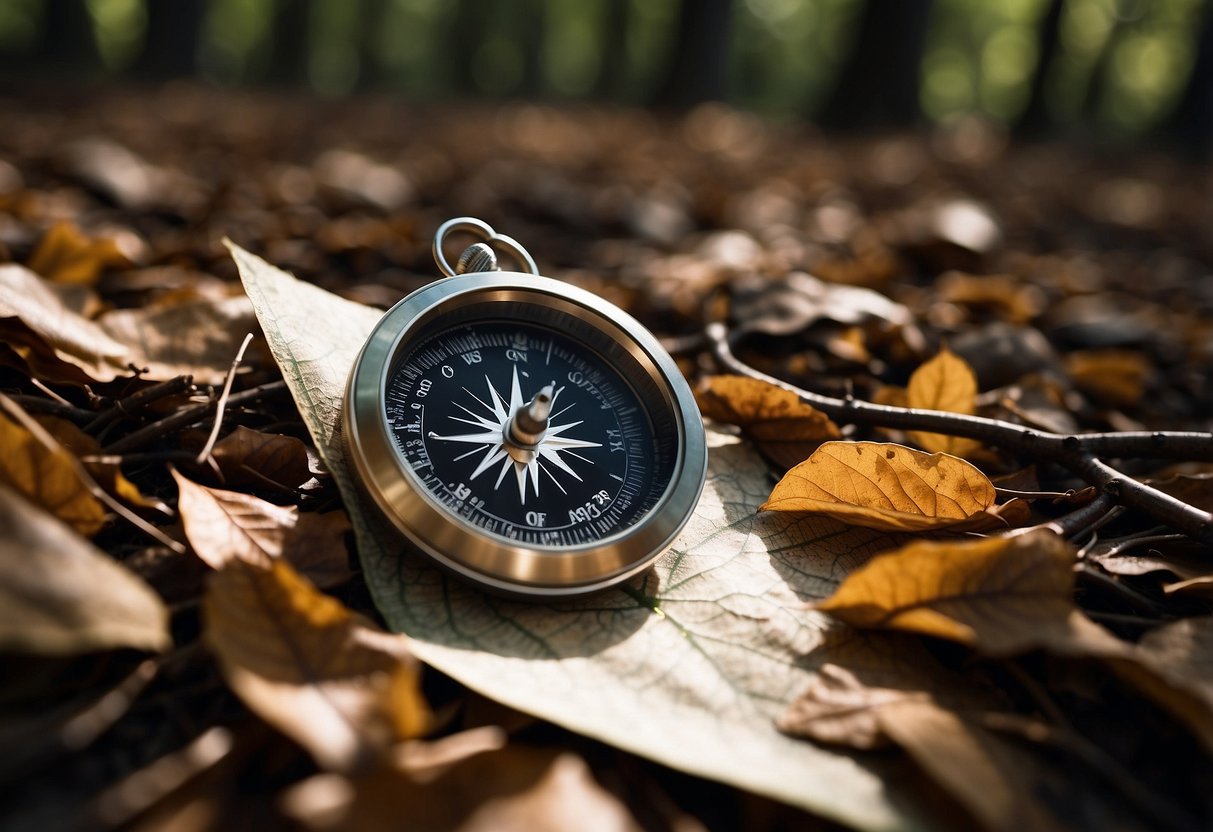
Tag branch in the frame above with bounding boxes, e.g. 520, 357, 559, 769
706, 323, 1213, 545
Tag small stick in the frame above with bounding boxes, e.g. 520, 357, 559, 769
4, 394, 94, 422
102, 380, 288, 455
84, 375, 195, 434
195, 334, 253, 466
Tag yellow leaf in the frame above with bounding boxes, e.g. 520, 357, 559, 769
36, 415, 162, 511
761, 441, 1002, 532
204, 558, 430, 773
695, 375, 841, 469
27, 221, 129, 285
0, 483, 169, 655
1065, 349, 1150, 407
816, 530, 1120, 656
906, 347, 983, 458
0, 398, 105, 536
174, 470, 352, 588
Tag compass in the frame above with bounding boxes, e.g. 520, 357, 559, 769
343, 218, 707, 598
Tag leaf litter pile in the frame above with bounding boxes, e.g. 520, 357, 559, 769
1, 86, 1212, 831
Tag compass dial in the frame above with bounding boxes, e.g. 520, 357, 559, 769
385, 320, 678, 547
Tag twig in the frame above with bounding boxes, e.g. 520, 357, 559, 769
3, 393, 95, 422
706, 323, 1213, 545
195, 334, 253, 465
102, 379, 288, 455
1034, 493, 1121, 540
84, 375, 195, 434
1075, 562, 1164, 615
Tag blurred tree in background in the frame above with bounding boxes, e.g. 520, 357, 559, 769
0, 0, 1208, 149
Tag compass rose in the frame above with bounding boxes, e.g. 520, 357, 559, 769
428, 366, 602, 504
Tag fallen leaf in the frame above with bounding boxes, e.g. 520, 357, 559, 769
1148, 471, 1213, 514
97, 295, 266, 385
816, 530, 1123, 657
0, 483, 169, 654
695, 375, 841, 469
1065, 349, 1151, 407
731, 271, 913, 338
761, 441, 1006, 532
779, 631, 1004, 749
0, 264, 132, 382
210, 426, 313, 492
906, 347, 983, 458
35, 414, 163, 511
27, 221, 130, 285
233, 243, 933, 830
174, 470, 352, 588
1130, 617, 1213, 747
878, 702, 1074, 832
203, 558, 430, 773
282, 746, 644, 832
0, 397, 106, 535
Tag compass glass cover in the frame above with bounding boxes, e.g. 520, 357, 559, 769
385, 317, 679, 548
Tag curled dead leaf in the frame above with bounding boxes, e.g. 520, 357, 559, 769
174, 470, 351, 588
761, 441, 1006, 532
0, 264, 131, 383
0, 397, 105, 536
204, 558, 430, 774
906, 347, 984, 458
36, 415, 163, 511
695, 375, 841, 469
816, 530, 1124, 657
0, 483, 169, 654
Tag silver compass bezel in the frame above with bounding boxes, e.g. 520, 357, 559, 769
343, 270, 707, 598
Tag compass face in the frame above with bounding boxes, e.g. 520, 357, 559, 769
384, 318, 679, 547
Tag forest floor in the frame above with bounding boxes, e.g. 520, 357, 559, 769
1, 84, 1211, 832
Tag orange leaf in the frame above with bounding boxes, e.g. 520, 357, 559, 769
906, 347, 983, 458
696, 375, 841, 469
761, 441, 1003, 532
27, 221, 129, 285
0, 398, 105, 536
204, 558, 430, 773
816, 530, 1121, 656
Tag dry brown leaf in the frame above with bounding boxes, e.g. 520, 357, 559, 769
906, 347, 983, 458
36, 415, 162, 511
0, 399, 105, 536
1127, 617, 1213, 750
695, 375, 841, 469
879, 701, 1072, 832
816, 530, 1123, 657
204, 558, 430, 773
27, 221, 130, 285
174, 470, 351, 588
761, 441, 1005, 532
779, 632, 1004, 749
281, 745, 644, 832
1149, 471, 1213, 514
0, 264, 132, 382
210, 426, 312, 492
0, 483, 169, 654
97, 295, 265, 385
1065, 349, 1150, 407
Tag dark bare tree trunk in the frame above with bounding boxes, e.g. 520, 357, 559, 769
132, 0, 205, 80
35, 0, 100, 77
265, 0, 311, 87
653, 0, 734, 108
1163, 1, 1213, 156
593, 0, 631, 101
1016, 0, 1066, 136
817, 0, 933, 130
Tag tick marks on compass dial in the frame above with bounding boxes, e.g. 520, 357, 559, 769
385, 320, 678, 546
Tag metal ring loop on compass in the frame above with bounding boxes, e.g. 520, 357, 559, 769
432, 217, 540, 277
